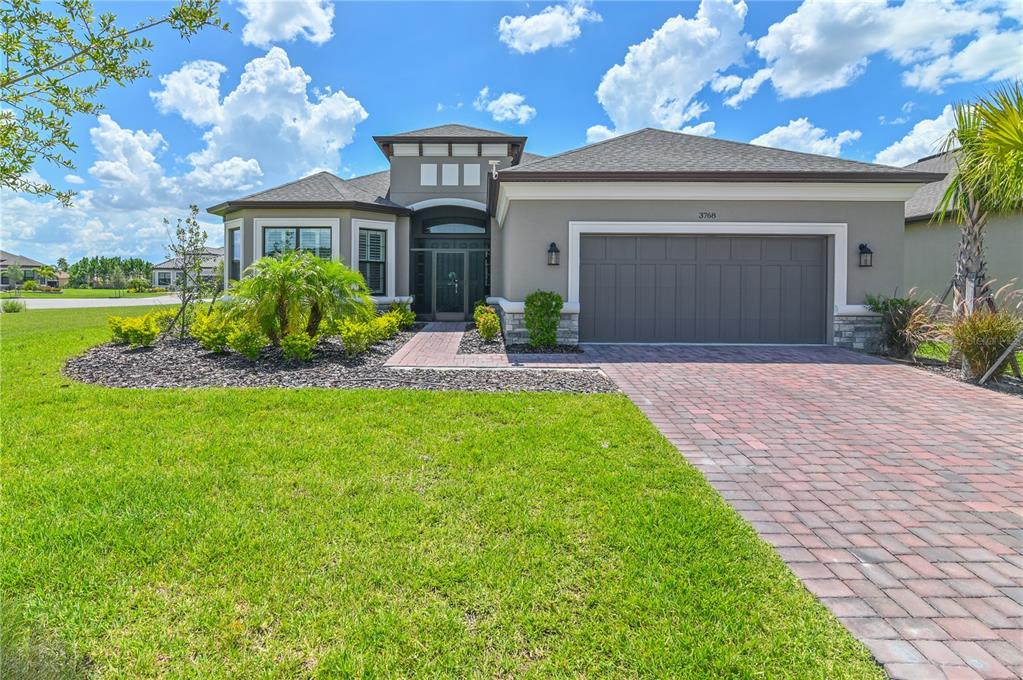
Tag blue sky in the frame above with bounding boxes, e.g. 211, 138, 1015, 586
3, 0, 1021, 263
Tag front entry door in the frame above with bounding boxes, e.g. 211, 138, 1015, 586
434, 251, 466, 320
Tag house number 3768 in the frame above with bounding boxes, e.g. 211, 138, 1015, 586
698, 211, 717, 219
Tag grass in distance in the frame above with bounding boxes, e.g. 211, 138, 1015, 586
1, 307, 882, 678
2, 288, 168, 299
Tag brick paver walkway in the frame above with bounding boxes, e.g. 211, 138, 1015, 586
390, 328, 1023, 678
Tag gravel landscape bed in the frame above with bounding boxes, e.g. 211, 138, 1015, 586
65, 328, 617, 393
458, 326, 583, 354
906, 359, 1023, 398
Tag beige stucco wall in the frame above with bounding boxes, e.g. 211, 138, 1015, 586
904, 214, 1022, 300
497, 199, 906, 309
221, 208, 410, 297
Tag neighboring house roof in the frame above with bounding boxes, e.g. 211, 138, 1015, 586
903, 153, 955, 222
0, 250, 46, 268
207, 171, 408, 216
377, 124, 516, 139
500, 128, 945, 183
153, 247, 224, 270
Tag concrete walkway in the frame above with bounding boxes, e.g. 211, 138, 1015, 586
391, 325, 1023, 679
15, 295, 179, 309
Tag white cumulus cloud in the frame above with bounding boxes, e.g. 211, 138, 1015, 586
498, 0, 601, 53
749, 0, 1013, 99
902, 30, 1023, 92
750, 118, 861, 157
238, 0, 334, 48
874, 105, 956, 166
474, 87, 536, 124
589, 0, 747, 138
63, 174, 85, 185
152, 47, 367, 185
150, 60, 226, 126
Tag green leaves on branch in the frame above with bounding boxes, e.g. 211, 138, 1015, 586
1, 0, 227, 205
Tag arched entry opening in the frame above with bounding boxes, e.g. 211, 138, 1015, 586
410, 206, 491, 320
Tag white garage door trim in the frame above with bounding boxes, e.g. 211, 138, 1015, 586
568, 221, 862, 315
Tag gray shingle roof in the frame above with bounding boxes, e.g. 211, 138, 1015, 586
0, 250, 46, 268
207, 171, 406, 215
153, 247, 224, 270
903, 153, 954, 220
383, 124, 517, 139
345, 169, 391, 199
501, 128, 942, 181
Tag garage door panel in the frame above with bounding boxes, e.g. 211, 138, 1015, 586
579, 235, 826, 343
668, 236, 697, 260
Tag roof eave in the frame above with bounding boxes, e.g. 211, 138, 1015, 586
498, 171, 948, 183
206, 200, 411, 217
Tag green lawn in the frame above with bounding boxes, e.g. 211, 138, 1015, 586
916, 341, 1023, 374
2, 288, 167, 299
1, 308, 881, 678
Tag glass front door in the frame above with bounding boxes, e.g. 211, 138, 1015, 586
434, 251, 466, 320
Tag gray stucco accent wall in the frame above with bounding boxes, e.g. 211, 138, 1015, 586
389, 155, 512, 207
221, 207, 410, 297
904, 214, 1022, 300
497, 199, 905, 306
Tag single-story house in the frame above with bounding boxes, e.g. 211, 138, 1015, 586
208, 124, 943, 346
903, 152, 1022, 300
0, 250, 61, 289
152, 247, 225, 289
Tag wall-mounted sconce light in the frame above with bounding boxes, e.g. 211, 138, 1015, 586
858, 243, 873, 267
547, 242, 560, 266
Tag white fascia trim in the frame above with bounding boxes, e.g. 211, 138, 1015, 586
567, 221, 850, 313
407, 197, 488, 212
224, 217, 242, 288
495, 181, 924, 224
486, 296, 581, 314
352, 217, 396, 298
252, 217, 342, 263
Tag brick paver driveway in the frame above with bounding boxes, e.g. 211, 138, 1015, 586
588, 345, 1023, 679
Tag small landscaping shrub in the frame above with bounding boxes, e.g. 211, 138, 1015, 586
108, 314, 159, 347
371, 313, 400, 342
949, 309, 1023, 379
128, 278, 149, 293
21, 280, 38, 291
864, 292, 924, 358
473, 301, 495, 325
339, 320, 373, 356
190, 308, 233, 353
227, 326, 267, 361
2, 300, 26, 313
148, 308, 179, 333
281, 331, 317, 361
523, 290, 563, 348
477, 310, 501, 342
388, 301, 416, 330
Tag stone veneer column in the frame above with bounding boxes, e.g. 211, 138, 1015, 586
832, 314, 882, 352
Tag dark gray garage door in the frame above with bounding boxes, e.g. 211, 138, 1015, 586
579, 235, 827, 343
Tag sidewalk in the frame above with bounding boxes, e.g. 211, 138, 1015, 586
384, 322, 597, 369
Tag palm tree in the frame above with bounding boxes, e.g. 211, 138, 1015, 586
36, 264, 56, 286
934, 81, 1023, 313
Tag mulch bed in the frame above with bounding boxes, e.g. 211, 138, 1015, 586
883, 355, 1023, 398
65, 327, 617, 394
458, 325, 583, 355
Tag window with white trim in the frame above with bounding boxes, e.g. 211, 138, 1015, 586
442, 163, 459, 186
420, 163, 437, 186
359, 229, 386, 295
263, 227, 331, 259
157, 271, 172, 286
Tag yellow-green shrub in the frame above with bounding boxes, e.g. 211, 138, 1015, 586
370, 313, 400, 342
227, 326, 267, 360
108, 314, 159, 347
339, 320, 372, 356
388, 301, 416, 329
950, 310, 1023, 378
190, 308, 233, 353
477, 311, 501, 342
148, 308, 178, 332
281, 331, 317, 361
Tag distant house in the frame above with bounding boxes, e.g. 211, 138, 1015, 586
152, 247, 224, 289
903, 153, 1022, 300
0, 250, 59, 288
